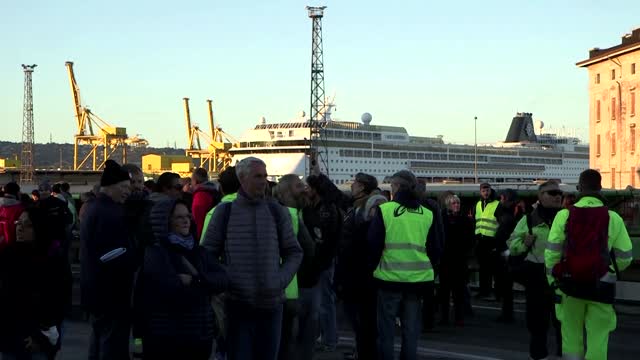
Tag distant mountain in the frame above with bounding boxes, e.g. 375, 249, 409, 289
0, 141, 186, 169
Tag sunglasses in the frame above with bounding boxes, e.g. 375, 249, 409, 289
544, 190, 563, 196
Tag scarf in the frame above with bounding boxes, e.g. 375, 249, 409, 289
167, 232, 195, 250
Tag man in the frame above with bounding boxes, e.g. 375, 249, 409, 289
200, 166, 241, 243
81, 160, 136, 360
191, 167, 221, 239
36, 181, 73, 258
474, 183, 500, 298
546, 169, 633, 360
304, 172, 343, 352
494, 188, 520, 322
273, 174, 314, 360
368, 170, 439, 360
202, 157, 302, 360
121, 164, 154, 257
508, 181, 563, 360
0, 182, 24, 251
149, 172, 181, 204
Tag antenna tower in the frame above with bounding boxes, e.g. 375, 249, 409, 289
20, 64, 37, 184
307, 6, 329, 175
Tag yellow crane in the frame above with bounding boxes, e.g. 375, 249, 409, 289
65, 61, 148, 170
183, 98, 237, 175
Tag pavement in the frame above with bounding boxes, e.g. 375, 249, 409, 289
58, 297, 639, 360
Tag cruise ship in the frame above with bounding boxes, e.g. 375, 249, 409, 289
229, 112, 589, 185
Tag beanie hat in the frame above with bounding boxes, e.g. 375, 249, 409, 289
391, 170, 417, 190
100, 160, 130, 187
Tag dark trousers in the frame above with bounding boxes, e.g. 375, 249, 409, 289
343, 286, 378, 360
494, 254, 513, 318
294, 287, 320, 359
421, 282, 436, 330
278, 300, 299, 360
439, 265, 466, 323
226, 301, 283, 360
525, 266, 562, 360
88, 312, 131, 360
476, 236, 495, 296
143, 338, 212, 360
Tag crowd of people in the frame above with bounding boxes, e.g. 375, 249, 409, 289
0, 157, 634, 360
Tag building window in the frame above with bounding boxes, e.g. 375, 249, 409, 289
633, 63, 637, 75
612, 97, 617, 120
632, 92, 636, 116
596, 100, 601, 121
611, 134, 616, 155
631, 127, 636, 153
596, 73, 600, 84
611, 69, 616, 80
632, 167, 636, 188
612, 168, 616, 188
596, 134, 601, 156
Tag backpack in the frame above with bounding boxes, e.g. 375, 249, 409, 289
552, 206, 618, 303
0, 204, 25, 251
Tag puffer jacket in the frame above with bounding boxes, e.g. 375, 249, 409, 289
202, 190, 303, 309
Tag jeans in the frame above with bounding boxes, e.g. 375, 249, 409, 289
278, 299, 299, 360
88, 312, 131, 360
226, 301, 283, 360
318, 265, 337, 349
295, 287, 321, 359
377, 288, 423, 360
343, 286, 377, 360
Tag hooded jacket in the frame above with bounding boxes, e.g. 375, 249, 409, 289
191, 182, 221, 240
135, 199, 227, 341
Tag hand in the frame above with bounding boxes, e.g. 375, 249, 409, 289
178, 274, 193, 286
24, 336, 33, 350
524, 234, 536, 247
500, 249, 510, 258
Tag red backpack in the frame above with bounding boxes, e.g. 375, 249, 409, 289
552, 206, 617, 303
0, 203, 25, 251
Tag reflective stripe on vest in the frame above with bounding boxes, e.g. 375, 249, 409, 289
373, 202, 434, 283
475, 200, 499, 237
284, 207, 299, 300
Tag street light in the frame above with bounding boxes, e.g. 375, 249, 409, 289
474, 116, 478, 183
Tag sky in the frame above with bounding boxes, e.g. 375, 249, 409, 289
1, 0, 639, 148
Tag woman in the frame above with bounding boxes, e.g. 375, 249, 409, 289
439, 194, 474, 326
0, 207, 70, 360
136, 199, 227, 360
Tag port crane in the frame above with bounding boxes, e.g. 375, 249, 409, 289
65, 61, 148, 170
183, 98, 237, 175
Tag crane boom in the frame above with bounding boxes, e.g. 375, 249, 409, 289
65, 61, 86, 135
183, 97, 193, 150
207, 99, 215, 139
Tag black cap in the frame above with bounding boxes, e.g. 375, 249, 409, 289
498, 188, 518, 202
100, 160, 130, 187
480, 182, 491, 189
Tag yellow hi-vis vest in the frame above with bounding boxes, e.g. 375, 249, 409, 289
284, 207, 299, 300
475, 200, 499, 237
373, 202, 434, 283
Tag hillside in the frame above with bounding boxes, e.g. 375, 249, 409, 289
0, 141, 186, 169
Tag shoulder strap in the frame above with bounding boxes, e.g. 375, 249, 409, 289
525, 213, 533, 235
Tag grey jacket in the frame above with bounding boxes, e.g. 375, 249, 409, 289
202, 191, 303, 309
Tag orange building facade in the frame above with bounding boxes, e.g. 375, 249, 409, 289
578, 28, 640, 189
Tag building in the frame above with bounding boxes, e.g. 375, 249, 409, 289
578, 28, 640, 189
141, 154, 193, 177
0, 158, 21, 170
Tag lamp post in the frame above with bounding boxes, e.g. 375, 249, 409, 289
474, 116, 478, 183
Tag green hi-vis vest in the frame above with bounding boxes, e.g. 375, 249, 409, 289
373, 202, 434, 283
284, 207, 300, 300
475, 200, 499, 237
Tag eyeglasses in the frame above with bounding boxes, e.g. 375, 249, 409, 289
544, 190, 563, 197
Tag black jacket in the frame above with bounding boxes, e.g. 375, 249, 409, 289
301, 198, 342, 287
0, 243, 70, 353
441, 210, 475, 269
80, 193, 136, 314
494, 203, 521, 253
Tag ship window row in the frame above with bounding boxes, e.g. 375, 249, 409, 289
324, 130, 382, 141
488, 156, 562, 165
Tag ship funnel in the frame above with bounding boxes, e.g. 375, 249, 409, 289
504, 112, 537, 143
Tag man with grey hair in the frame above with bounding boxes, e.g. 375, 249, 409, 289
367, 170, 440, 360
203, 157, 303, 360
